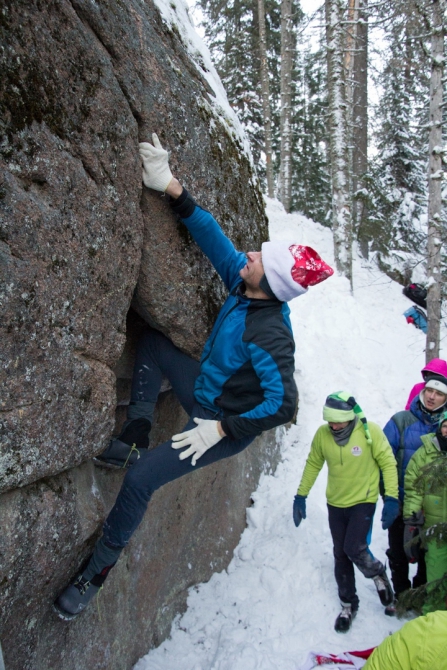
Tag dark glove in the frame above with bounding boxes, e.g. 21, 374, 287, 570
381, 496, 400, 530
293, 495, 307, 528
403, 511, 425, 563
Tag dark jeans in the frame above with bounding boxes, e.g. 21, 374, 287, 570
387, 513, 427, 596
328, 503, 384, 611
102, 328, 256, 549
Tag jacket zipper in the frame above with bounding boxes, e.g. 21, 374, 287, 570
201, 298, 240, 366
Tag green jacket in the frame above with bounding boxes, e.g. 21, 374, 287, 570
403, 433, 447, 527
363, 611, 447, 670
297, 420, 398, 507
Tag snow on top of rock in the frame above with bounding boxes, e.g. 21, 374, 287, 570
152, 0, 253, 165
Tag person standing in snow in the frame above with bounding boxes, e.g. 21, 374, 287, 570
404, 358, 447, 410
383, 374, 447, 611
403, 410, 447, 614
293, 392, 399, 633
54, 134, 334, 620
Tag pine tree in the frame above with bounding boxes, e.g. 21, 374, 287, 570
365, 0, 431, 280
398, 455, 447, 614
291, 18, 331, 224
197, 0, 282, 186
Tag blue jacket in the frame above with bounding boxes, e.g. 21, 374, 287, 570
170, 190, 298, 440
383, 396, 443, 501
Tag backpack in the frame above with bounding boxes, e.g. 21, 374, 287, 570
403, 283, 427, 309
404, 306, 427, 334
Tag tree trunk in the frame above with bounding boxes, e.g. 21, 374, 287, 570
351, 0, 368, 258
425, 0, 445, 362
257, 0, 275, 198
326, 0, 353, 286
279, 0, 294, 212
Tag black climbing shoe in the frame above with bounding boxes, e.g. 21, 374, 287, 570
334, 604, 357, 633
54, 564, 114, 621
94, 417, 151, 469
373, 570, 394, 606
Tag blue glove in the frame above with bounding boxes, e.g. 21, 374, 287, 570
293, 495, 307, 527
381, 496, 400, 530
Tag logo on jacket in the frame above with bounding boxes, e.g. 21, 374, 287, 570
351, 446, 362, 456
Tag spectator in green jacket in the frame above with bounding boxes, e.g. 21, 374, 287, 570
293, 392, 399, 633
403, 410, 447, 613
363, 611, 447, 670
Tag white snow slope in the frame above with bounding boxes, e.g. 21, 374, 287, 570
134, 198, 441, 670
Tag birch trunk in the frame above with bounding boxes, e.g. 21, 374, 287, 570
326, 0, 353, 286
257, 0, 275, 198
351, 0, 368, 257
279, 0, 294, 212
425, 0, 445, 362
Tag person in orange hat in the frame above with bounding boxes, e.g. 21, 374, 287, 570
54, 134, 334, 620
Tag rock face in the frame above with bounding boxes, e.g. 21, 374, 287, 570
0, 1, 280, 669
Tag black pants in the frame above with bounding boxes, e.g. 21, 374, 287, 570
328, 503, 384, 611
102, 328, 256, 549
387, 514, 427, 596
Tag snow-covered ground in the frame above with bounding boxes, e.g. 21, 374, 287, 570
134, 199, 441, 670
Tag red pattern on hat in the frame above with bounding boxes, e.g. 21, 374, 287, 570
289, 245, 334, 289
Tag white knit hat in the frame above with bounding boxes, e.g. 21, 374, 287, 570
425, 378, 447, 395
261, 241, 334, 302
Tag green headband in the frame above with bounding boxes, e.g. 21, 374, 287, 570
323, 391, 372, 445
322, 407, 355, 422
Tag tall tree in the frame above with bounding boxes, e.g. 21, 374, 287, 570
364, 0, 429, 279
425, 0, 446, 362
326, 0, 353, 284
291, 28, 331, 224
351, 0, 369, 257
279, 0, 295, 211
258, 0, 275, 197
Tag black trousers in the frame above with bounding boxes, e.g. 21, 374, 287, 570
328, 503, 384, 611
387, 513, 427, 596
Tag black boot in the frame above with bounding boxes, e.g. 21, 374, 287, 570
373, 570, 394, 606
54, 563, 115, 621
334, 604, 357, 633
94, 418, 151, 469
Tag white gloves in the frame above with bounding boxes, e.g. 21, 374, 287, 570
139, 133, 173, 192
172, 418, 222, 466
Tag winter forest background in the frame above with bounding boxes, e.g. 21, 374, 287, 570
188, 0, 446, 359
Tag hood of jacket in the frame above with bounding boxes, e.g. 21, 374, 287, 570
421, 358, 447, 380
409, 395, 447, 426
420, 432, 441, 455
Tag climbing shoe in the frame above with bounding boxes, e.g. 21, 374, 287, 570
373, 570, 394, 606
54, 564, 114, 621
334, 604, 357, 633
94, 417, 151, 469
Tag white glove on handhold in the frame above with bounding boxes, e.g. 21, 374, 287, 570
139, 133, 173, 192
171, 418, 222, 466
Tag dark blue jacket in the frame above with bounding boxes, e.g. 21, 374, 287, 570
383, 396, 443, 501
171, 190, 298, 440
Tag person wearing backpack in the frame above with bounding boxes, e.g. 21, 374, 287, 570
383, 375, 447, 612
293, 392, 399, 633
